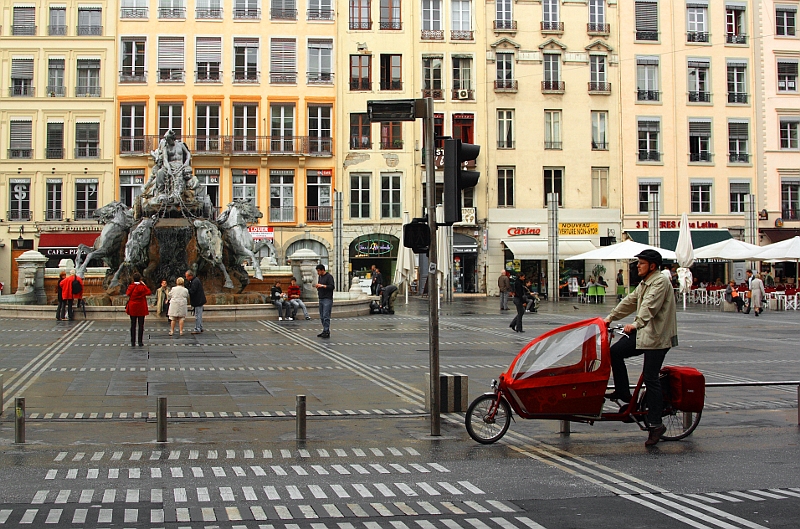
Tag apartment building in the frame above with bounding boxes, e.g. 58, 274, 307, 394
115, 0, 336, 269
0, 0, 116, 290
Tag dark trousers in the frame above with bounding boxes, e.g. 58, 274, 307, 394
609, 329, 668, 427
510, 297, 525, 332
319, 298, 333, 333
130, 316, 145, 345
66, 299, 75, 320
56, 300, 66, 320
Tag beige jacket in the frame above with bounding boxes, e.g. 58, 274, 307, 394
607, 270, 678, 350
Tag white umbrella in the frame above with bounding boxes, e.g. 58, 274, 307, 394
693, 238, 762, 260
753, 236, 800, 284
435, 205, 450, 306
393, 212, 416, 303
565, 239, 677, 261
675, 213, 694, 309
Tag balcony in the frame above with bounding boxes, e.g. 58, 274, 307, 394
422, 88, 444, 100
307, 9, 333, 20
350, 136, 371, 150
497, 140, 515, 149
380, 20, 401, 30
45, 210, 63, 221
636, 30, 658, 41
493, 20, 516, 32
234, 7, 260, 18
77, 25, 102, 35
158, 7, 186, 18
127, 135, 331, 156
120, 71, 147, 83
8, 148, 32, 159
196, 70, 222, 83
119, 137, 148, 154
729, 152, 750, 163
234, 71, 260, 83
308, 138, 333, 156
495, 79, 518, 91
12, 25, 36, 36
46, 85, 65, 97
380, 80, 402, 90
687, 31, 710, 43
7, 210, 31, 221
380, 140, 404, 149
270, 72, 296, 84
637, 89, 660, 101
75, 146, 100, 158
541, 80, 565, 93
588, 81, 611, 94
270, 8, 297, 19
638, 150, 661, 162
349, 20, 371, 29
688, 91, 711, 102
233, 137, 260, 153
592, 141, 608, 150
121, 7, 148, 18
782, 208, 799, 220
48, 24, 67, 35
689, 152, 712, 162
544, 141, 562, 150
158, 69, 185, 83
452, 88, 474, 100
421, 29, 444, 40
350, 79, 371, 91
269, 207, 295, 223
73, 209, 95, 220
587, 22, 610, 35
728, 92, 748, 104
76, 85, 102, 97
196, 7, 222, 18
726, 33, 747, 44
190, 136, 222, 154
451, 30, 473, 40
46, 148, 64, 159
541, 21, 564, 33
9, 86, 34, 97
307, 72, 333, 85
306, 206, 332, 222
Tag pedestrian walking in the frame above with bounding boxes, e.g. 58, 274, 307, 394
271, 280, 291, 320
616, 268, 625, 301
155, 279, 170, 318
509, 272, 526, 332
371, 266, 383, 295
55, 270, 67, 320
61, 269, 83, 321
168, 277, 190, 336
287, 277, 310, 320
750, 273, 765, 316
604, 249, 678, 447
314, 264, 335, 339
125, 272, 151, 347
498, 271, 510, 310
185, 270, 207, 334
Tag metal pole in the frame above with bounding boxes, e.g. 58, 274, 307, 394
296, 395, 307, 440
547, 194, 559, 303
0, 374, 3, 417
157, 397, 167, 443
559, 420, 570, 436
334, 191, 344, 289
14, 398, 25, 444
649, 192, 660, 247
423, 97, 441, 436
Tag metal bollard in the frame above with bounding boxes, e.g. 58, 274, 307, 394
797, 385, 800, 426
15, 398, 25, 444
0, 374, 3, 417
559, 420, 570, 436
157, 397, 167, 443
296, 395, 306, 440
683, 412, 693, 430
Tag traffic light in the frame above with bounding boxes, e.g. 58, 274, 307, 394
443, 138, 480, 225
403, 218, 431, 254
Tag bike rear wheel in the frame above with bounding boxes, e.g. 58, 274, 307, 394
465, 394, 511, 444
660, 409, 702, 441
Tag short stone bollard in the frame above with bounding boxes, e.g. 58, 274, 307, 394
296, 395, 307, 440
15, 398, 25, 444
0, 374, 3, 417
424, 373, 469, 413
721, 300, 737, 312
157, 397, 167, 443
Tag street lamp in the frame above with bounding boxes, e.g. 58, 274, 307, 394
17, 226, 24, 244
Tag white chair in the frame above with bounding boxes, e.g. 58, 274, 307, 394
786, 294, 798, 311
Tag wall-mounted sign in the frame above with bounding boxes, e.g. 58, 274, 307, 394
248, 226, 274, 241
635, 220, 720, 229
507, 226, 542, 236
559, 223, 598, 236
356, 239, 393, 255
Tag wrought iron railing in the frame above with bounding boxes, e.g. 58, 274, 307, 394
687, 31, 710, 42
380, 80, 402, 90
45, 210, 63, 221
588, 81, 611, 93
587, 22, 610, 34
350, 79, 371, 91
306, 206, 332, 222
638, 150, 661, 162
195, 7, 222, 18
541, 80, 565, 92
75, 146, 100, 158
46, 148, 64, 159
158, 7, 186, 18
270, 72, 296, 84
541, 21, 564, 31
270, 8, 296, 19
349, 20, 371, 29
48, 24, 67, 35
451, 30, 473, 40
421, 29, 444, 40
7, 210, 31, 221
637, 89, 660, 101
493, 20, 516, 31
636, 30, 658, 41
688, 91, 711, 102
234, 7, 260, 18
196, 71, 222, 83
73, 209, 95, 220
120, 71, 147, 83
8, 149, 32, 159
269, 207, 295, 223
307, 72, 333, 84
726, 33, 747, 44
9, 86, 34, 97
121, 135, 332, 156
689, 152, 712, 162
728, 92, 748, 103
307, 8, 333, 19
729, 152, 750, 163
77, 25, 102, 35
120, 8, 148, 18
380, 20, 401, 29
495, 79, 518, 90
422, 88, 444, 99
12, 25, 36, 36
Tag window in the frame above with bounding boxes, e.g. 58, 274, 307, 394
725, 4, 746, 43
349, 0, 371, 29
380, 54, 402, 90
307, 170, 332, 222
453, 56, 473, 92
308, 104, 332, 154
780, 119, 800, 149
423, 56, 443, 98
196, 0, 222, 18
308, 39, 333, 84
543, 0, 559, 28
158, 0, 186, 18
121, 38, 146, 82
688, 59, 710, 102
234, 38, 260, 82
634, 0, 658, 40
196, 37, 222, 82
195, 103, 221, 152
496, 52, 514, 89
776, 5, 797, 36
381, 173, 401, 218
46, 179, 63, 220
75, 123, 100, 158
12, 6, 36, 35
638, 119, 660, 161
543, 53, 560, 90
350, 113, 371, 149
234, 103, 259, 152
544, 168, 563, 207
778, 60, 798, 92
498, 109, 514, 149
121, 104, 145, 153
270, 38, 297, 84
159, 103, 183, 137
380, 0, 401, 29
77, 7, 102, 35
727, 62, 747, 103
453, 114, 474, 143
9, 179, 31, 220
9, 120, 33, 159
592, 167, 609, 208
121, 0, 149, 18
686, 3, 708, 42
782, 180, 800, 219
119, 170, 144, 209
270, 103, 294, 152
729, 181, 749, 213
10, 58, 34, 97
422, 0, 442, 32
350, 173, 370, 218
308, 0, 333, 19
48, 58, 65, 96
690, 182, 712, 213
75, 180, 98, 219
589, 55, 607, 90
350, 55, 371, 90
688, 120, 712, 162
380, 122, 402, 149
234, 169, 258, 205
496, 0, 512, 27
270, 170, 294, 221
157, 37, 185, 82
235, 0, 260, 18
728, 120, 749, 162
638, 182, 660, 213
49, 6, 66, 35
636, 56, 659, 101
77, 59, 101, 97
46, 122, 64, 159
498, 167, 514, 207
271, 0, 296, 19
588, 0, 606, 32
544, 110, 561, 149
195, 169, 219, 208
452, 0, 471, 38
591, 111, 608, 150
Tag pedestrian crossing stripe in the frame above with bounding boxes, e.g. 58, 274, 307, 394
53, 447, 421, 462
673, 488, 800, 505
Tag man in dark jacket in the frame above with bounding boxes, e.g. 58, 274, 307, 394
185, 270, 207, 334
314, 264, 335, 338
509, 273, 526, 333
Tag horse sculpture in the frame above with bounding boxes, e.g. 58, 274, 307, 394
216, 199, 265, 281
193, 219, 234, 289
109, 216, 157, 288
75, 201, 135, 278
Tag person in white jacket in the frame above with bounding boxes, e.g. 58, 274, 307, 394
167, 277, 190, 336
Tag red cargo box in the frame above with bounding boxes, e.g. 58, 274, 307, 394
662, 366, 705, 412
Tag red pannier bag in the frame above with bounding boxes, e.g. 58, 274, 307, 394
661, 366, 705, 412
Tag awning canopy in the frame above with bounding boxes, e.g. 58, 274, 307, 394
453, 233, 478, 253
503, 239, 596, 260
38, 232, 100, 249
761, 228, 800, 244
625, 229, 731, 251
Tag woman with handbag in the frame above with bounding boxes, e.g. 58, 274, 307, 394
750, 273, 765, 316
724, 280, 745, 312
125, 272, 152, 347
167, 277, 190, 336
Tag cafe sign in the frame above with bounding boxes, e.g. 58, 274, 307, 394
356, 239, 393, 256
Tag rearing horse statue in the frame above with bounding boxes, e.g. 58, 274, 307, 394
193, 219, 234, 289
108, 216, 157, 288
75, 201, 135, 278
216, 199, 265, 281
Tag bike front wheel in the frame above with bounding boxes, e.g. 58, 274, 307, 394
660, 409, 702, 441
465, 394, 511, 444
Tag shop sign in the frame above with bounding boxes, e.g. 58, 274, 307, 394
356, 239, 393, 256
635, 220, 719, 229
507, 226, 542, 236
248, 226, 274, 241
39, 225, 102, 232
317, 169, 333, 176
559, 223, 598, 236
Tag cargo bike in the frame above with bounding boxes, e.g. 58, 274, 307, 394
465, 317, 705, 444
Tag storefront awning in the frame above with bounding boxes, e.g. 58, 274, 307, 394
625, 229, 731, 251
761, 228, 800, 244
503, 239, 596, 260
38, 232, 100, 249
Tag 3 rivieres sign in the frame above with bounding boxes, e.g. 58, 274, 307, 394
506, 223, 599, 237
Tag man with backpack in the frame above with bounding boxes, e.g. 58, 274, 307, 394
61, 269, 84, 321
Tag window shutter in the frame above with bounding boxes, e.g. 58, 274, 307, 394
196, 37, 222, 63
778, 60, 799, 76
725, 2, 745, 10
158, 37, 185, 69
728, 121, 749, 138
11, 58, 34, 79
688, 59, 710, 68
76, 123, 100, 141
730, 182, 750, 194
49, 58, 65, 68
686, 1, 708, 7
271, 38, 297, 73
776, 5, 798, 12
308, 38, 333, 49
727, 60, 747, 67
13, 7, 35, 26
636, 56, 659, 66
635, 1, 658, 31
77, 58, 101, 69
638, 119, 660, 132
47, 123, 64, 149
10, 121, 33, 149
689, 120, 711, 137
235, 37, 259, 48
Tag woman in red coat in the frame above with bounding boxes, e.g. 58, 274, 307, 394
125, 272, 152, 347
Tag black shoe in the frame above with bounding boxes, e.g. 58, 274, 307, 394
645, 424, 667, 446
322, 333, 330, 339
317, 332, 326, 338
509, 323, 515, 330
138, 343, 144, 347
605, 391, 631, 403
517, 330, 525, 333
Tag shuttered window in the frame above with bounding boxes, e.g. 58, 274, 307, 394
47, 122, 64, 158
728, 121, 749, 138
638, 119, 660, 132
730, 182, 750, 194
157, 37, 185, 70
196, 37, 222, 64
778, 60, 798, 75
11, 59, 34, 79
635, 0, 658, 38
234, 38, 259, 80
689, 120, 711, 137
77, 7, 102, 31
270, 38, 297, 73
10, 120, 33, 149
13, 7, 36, 31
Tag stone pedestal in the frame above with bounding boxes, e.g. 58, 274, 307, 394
0, 250, 48, 305
287, 248, 320, 299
